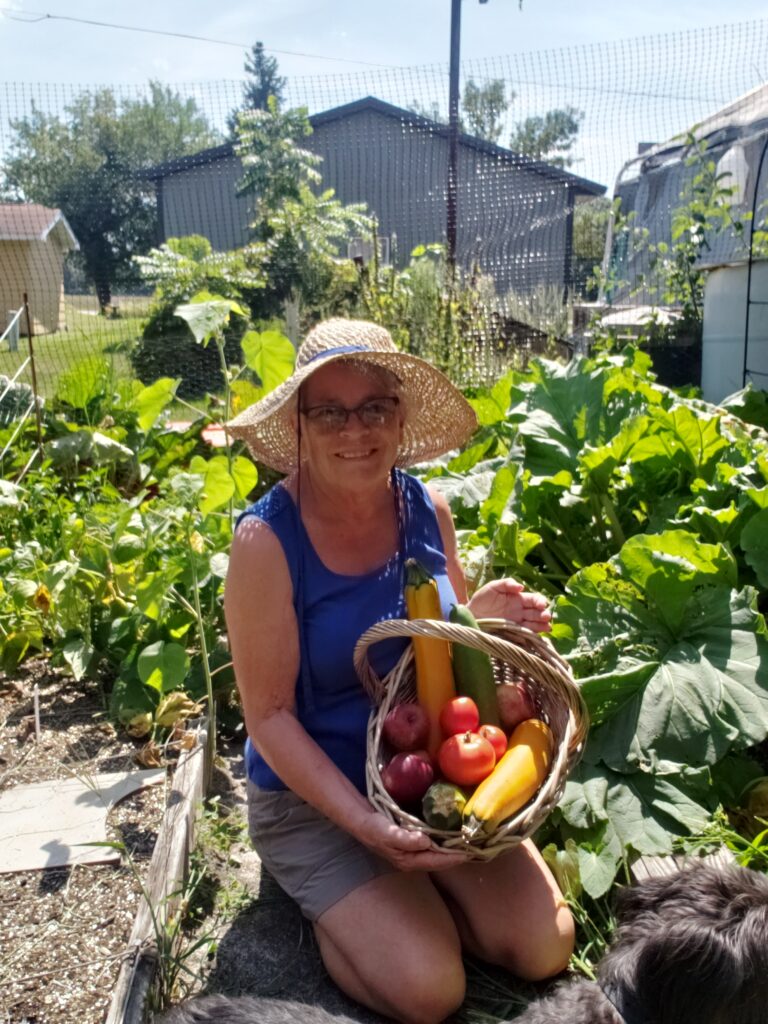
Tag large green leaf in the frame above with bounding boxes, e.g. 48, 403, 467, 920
55, 357, 110, 410
561, 761, 713, 859
137, 640, 190, 693
61, 638, 95, 681
509, 357, 652, 476
557, 575, 768, 773
653, 405, 729, 478
430, 467, 497, 513
134, 377, 179, 432
617, 531, 736, 636
174, 293, 248, 346
230, 455, 258, 501
190, 455, 235, 515
240, 329, 296, 395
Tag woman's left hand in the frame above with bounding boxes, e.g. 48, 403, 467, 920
467, 578, 552, 632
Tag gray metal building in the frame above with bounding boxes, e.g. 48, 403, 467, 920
144, 96, 605, 298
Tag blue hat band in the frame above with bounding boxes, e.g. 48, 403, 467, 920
304, 344, 374, 365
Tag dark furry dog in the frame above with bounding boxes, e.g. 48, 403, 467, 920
154, 995, 359, 1023
516, 863, 768, 1024
155, 864, 768, 1024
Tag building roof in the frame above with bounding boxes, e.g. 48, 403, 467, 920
142, 95, 605, 197
0, 204, 79, 249
618, 81, 768, 186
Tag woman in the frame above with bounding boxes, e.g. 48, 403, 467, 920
224, 319, 574, 1024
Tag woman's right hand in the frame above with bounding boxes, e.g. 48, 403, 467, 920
355, 811, 467, 871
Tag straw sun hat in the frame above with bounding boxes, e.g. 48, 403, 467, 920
225, 318, 478, 473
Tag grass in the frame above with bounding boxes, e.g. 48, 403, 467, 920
0, 294, 149, 400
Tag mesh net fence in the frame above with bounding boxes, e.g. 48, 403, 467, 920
0, 17, 767, 412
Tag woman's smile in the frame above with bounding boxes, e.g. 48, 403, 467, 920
335, 449, 376, 459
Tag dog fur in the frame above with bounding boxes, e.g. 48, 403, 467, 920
154, 994, 360, 1023
515, 863, 768, 1024
155, 864, 768, 1024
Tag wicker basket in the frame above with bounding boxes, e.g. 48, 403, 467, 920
353, 618, 588, 861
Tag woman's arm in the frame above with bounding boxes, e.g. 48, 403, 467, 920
224, 515, 465, 870
427, 484, 551, 632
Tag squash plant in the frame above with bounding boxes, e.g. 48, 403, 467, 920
0, 302, 296, 744
421, 346, 768, 894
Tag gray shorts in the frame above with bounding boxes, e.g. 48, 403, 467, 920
247, 780, 395, 922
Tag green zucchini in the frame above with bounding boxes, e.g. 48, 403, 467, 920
449, 603, 500, 727
422, 781, 467, 831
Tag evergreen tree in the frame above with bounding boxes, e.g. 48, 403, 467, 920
228, 41, 287, 132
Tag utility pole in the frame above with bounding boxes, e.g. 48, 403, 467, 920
447, 0, 489, 272
447, 0, 462, 272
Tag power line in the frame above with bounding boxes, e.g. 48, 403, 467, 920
0, 6, 401, 69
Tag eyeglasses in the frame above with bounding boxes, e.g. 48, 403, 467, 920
299, 396, 400, 433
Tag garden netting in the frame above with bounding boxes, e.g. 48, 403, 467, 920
0, 16, 767, 413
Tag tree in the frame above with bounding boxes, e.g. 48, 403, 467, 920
461, 78, 508, 144
243, 41, 286, 111
509, 106, 584, 168
410, 79, 509, 142
410, 99, 445, 124
3, 83, 218, 310
234, 97, 322, 241
234, 99, 370, 314
573, 196, 612, 262
228, 41, 287, 132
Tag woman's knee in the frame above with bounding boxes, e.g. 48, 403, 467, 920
385, 958, 466, 1024
479, 902, 575, 981
512, 903, 575, 980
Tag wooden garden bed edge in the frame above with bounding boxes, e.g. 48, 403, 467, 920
104, 718, 211, 1024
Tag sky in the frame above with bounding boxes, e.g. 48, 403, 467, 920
0, 1, 766, 186
0, 1, 764, 84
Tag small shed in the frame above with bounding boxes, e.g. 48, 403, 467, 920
0, 203, 79, 336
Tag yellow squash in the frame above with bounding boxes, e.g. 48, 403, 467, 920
462, 718, 553, 838
404, 557, 456, 758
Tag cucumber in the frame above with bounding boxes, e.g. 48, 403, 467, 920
422, 781, 467, 831
449, 603, 500, 727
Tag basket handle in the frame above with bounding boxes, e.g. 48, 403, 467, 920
353, 617, 573, 704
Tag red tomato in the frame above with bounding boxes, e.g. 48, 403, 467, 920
439, 696, 480, 737
438, 731, 496, 786
478, 724, 507, 762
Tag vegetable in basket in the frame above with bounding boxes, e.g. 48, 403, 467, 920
439, 695, 480, 736
404, 557, 456, 757
438, 730, 496, 786
422, 781, 468, 831
381, 750, 434, 806
448, 603, 500, 727
462, 718, 553, 838
382, 702, 431, 752
496, 681, 537, 731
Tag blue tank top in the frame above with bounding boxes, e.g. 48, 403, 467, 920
237, 470, 457, 793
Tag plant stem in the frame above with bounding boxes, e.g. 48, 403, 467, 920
186, 517, 216, 754
601, 495, 626, 548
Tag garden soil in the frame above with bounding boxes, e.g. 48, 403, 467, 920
0, 661, 166, 1024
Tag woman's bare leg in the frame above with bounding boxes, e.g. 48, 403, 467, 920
432, 839, 574, 981
313, 871, 466, 1024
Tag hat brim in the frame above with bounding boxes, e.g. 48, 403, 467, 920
225, 349, 478, 473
